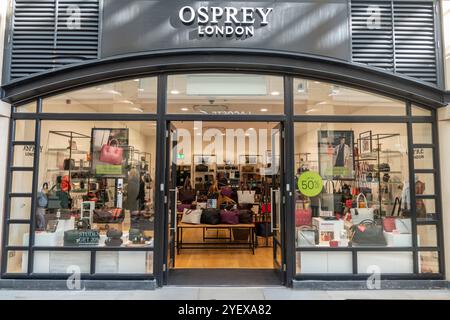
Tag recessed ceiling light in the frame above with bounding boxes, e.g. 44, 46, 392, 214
171, 89, 180, 95
196, 133, 202, 136
134, 79, 140, 82
181, 107, 189, 111
121, 100, 134, 104
131, 107, 144, 112
270, 91, 280, 96
193, 127, 199, 130
138, 88, 144, 92
260, 108, 268, 112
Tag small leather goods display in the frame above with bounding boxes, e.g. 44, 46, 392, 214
99, 139, 124, 165
350, 220, 387, 246
64, 229, 100, 246
93, 208, 124, 223
220, 209, 240, 225
297, 226, 319, 247
181, 208, 202, 224
200, 208, 221, 225
350, 193, 374, 225
237, 190, 256, 204
238, 209, 253, 224
63, 158, 76, 170
295, 208, 312, 227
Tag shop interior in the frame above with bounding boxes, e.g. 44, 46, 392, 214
169, 121, 281, 269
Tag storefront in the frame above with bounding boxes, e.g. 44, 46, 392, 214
0, 0, 448, 288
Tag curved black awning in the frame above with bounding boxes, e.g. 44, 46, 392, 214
1, 48, 446, 107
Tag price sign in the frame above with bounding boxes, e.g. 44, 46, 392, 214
297, 171, 323, 197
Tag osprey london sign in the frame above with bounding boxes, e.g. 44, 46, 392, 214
178, 6, 273, 38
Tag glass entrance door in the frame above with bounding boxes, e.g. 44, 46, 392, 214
163, 122, 178, 284
271, 123, 286, 284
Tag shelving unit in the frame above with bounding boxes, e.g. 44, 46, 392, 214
239, 155, 262, 189
356, 133, 405, 216
193, 154, 217, 192
44, 131, 92, 191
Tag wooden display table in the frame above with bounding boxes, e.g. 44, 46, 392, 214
177, 222, 256, 254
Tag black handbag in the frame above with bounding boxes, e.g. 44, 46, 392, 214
238, 209, 253, 224
379, 163, 391, 172
179, 188, 196, 204
63, 158, 76, 170
351, 219, 387, 246
200, 208, 221, 225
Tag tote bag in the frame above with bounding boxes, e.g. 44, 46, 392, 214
181, 209, 202, 224
237, 190, 256, 204
350, 193, 374, 225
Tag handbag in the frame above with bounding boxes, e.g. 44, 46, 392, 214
220, 187, 233, 198
181, 209, 202, 224
395, 218, 412, 234
350, 193, 374, 225
237, 190, 256, 204
93, 208, 124, 223
379, 163, 391, 172
99, 139, 123, 165
320, 180, 335, 212
179, 188, 196, 204
242, 165, 254, 173
177, 203, 195, 212
382, 197, 401, 232
238, 209, 253, 224
261, 203, 271, 214
200, 208, 221, 225
351, 220, 387, 246
63, 158, 76, 170
295, 207, 312, 227
297, 226, 319, 247
220, 209, 240, 225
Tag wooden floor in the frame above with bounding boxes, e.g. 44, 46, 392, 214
175, 228, 274, 269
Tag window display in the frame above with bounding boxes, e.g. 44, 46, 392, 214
295, 123, 411, 252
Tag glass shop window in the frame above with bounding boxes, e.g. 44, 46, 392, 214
294, 123, 414, 270
15, 101, 36, 113
293, 79, 406, 116
167, 74, 284, 115
42, 77, 157, 113
25, 120, 156, 274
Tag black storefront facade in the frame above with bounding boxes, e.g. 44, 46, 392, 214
0, 0, 448, 289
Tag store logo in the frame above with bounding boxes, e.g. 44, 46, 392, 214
366, 5, 381, 30
178, 6, 273, 38
366, 265, 381, 290
66, 4, 81, 30
66, 265, 86, 291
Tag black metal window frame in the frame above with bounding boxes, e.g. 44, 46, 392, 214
1, 72, 444, 286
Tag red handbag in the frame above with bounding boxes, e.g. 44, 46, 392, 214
383, 217, 396, 232
295, 208, 312, 226
61, 175, 72, 192
261, 203, 271, 213
99, 139, 123, 165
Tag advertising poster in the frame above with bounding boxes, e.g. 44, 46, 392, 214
318, 130, 355, 180
91, 128, 129, 176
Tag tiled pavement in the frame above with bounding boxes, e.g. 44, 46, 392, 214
1, 287, 450, 300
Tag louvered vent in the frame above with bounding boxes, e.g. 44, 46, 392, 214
393, 2, 437, 84
351, 1, 438, 85
351, 1, 394, 70
10, 0, 99, 80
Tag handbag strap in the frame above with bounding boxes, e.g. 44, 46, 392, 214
356, 192, 368, 208
391, 197, 401, 216
325, 180, 334, 194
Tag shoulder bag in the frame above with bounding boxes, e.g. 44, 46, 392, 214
297, 225, 319, 247
351, 219, 386, 246
350, 193, 374, 225
237, 190, 256, 204
181, 208, 203, 224
220, 209, 240, 225
200, 208, 221, 225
